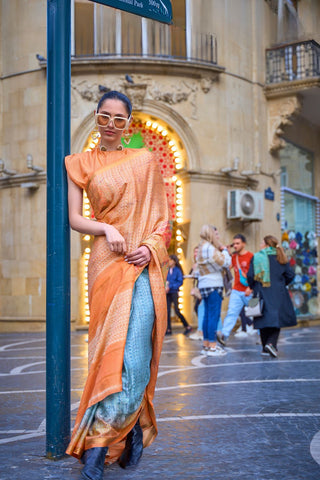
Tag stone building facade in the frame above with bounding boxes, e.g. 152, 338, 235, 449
0, 0, 319, 331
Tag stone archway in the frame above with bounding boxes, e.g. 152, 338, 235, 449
73, 107, 193, 326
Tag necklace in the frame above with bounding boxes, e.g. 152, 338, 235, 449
100, 144, 123, 152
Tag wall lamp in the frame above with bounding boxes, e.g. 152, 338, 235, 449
220, 157, 239, 174
0, 158, 17, 176
27, 154, 44, 173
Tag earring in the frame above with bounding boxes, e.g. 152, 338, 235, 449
122, 129, 132, 146
91, 128, 101, 141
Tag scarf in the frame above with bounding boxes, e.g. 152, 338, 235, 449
253, 246, 277, 287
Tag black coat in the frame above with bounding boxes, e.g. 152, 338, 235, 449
247, 255, 297, 330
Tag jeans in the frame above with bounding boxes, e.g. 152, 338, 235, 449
203, 290, 222, 342
222, 289, 252, 338
167, 291, 189, 330
197, 300, 205, 331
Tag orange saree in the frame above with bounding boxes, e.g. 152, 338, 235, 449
65, 147, 170, 463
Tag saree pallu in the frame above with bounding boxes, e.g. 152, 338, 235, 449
65, 148, 170, 463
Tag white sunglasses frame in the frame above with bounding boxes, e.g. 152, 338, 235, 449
95, 113, 131, 131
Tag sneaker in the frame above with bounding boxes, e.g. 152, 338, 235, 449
216, 332, 227, 346
261, 349, 269, 356
246, 325, 256, 335
206, 347, 223, 357
200, 347, 209, 355
215, 345, 227, 355
235, 331, 248, 338
189, 331, 203, 341
265, 343, 278, 358
183, 326, 193, 336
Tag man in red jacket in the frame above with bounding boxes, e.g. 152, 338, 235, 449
216, 234, 253, 346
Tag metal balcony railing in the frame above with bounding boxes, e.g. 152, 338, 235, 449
266, 40, 320, 85
75, 22, 217, 66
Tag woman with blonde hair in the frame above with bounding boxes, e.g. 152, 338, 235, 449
196, 225, 231, 356
247, 235, 296, 357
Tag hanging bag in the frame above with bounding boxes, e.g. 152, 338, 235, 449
236, 255, 249, 287
244, 294, 264, 318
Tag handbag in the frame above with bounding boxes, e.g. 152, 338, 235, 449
244, 295, 264, 318
190, 287, 202, 300
222, 268, 233, 297
236, 255, 249, 287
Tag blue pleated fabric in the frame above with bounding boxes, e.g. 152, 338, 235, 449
83, 268, 155, 442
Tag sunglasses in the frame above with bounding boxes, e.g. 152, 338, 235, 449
95, 113, 130, 130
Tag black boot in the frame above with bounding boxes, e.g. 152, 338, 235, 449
81, 446, 108, 480
118, 422, 143, 469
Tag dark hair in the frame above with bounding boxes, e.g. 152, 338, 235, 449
264, 235, 288, 264
97, 90, 132, 117
170, 254, 184, 274
233, 233, 246, 243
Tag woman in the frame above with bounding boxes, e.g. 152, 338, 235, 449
166, 254, 192, 335
247, 235, 296, 358
188, 246, 204, 341
65, 91, 170, 479
197, 225, 231, 356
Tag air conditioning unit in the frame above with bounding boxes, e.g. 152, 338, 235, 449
227, 190, 264, 221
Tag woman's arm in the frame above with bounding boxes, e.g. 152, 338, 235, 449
283, 262, 295, 286
67, 176, 127, 254
247, 257, 255, 288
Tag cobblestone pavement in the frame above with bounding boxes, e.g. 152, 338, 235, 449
1, 325, 320, 480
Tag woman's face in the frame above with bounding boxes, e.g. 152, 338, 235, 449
96, 98, 130, 148
260, 239, 267, 249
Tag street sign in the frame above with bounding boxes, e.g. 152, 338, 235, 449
89, 0, 172, 24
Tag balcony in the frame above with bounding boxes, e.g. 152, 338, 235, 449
70, 17, 224, 78
266, 40, 320, 86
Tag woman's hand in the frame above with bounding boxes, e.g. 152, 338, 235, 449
104, 224, 127, 254
125, 246, 151, 266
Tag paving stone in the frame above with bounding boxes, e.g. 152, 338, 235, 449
0, 326, 320, 479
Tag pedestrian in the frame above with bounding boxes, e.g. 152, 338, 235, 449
247, 235, 297, 357
65, 90, 171, 479
197, 225, 231, 356
188, 246, 204, 341
216, 234, 253, 347
166, 255, 192, 335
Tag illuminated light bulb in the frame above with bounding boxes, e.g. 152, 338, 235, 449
84, 260, 89, 266
171, 146, 177, 152
177, 218, 183, 224
172, 175, 177, 181
84, 285, 89, 291
146, 121, 152, 127
176, 235, 182, 241
84, 235, 91, 241
174, 152, 180, 157
177, 247, 182, 253
176, 194, 182, 199
157, 125, 163, 132
177, 206, 183, 211
176, 180, 182, 186
177, 187, 183, 193
177, 199, 182, 205
161, 130, 168, 136
152, 122, 158, 129
175, 164, 182, 170
169, 140, 175, 146
85, 316, 90, 322
177, 212, 182, 217
84, 253, 90, 259
89, 142, 95, 149
85, 247, 91, 253
176, 229, 181, 234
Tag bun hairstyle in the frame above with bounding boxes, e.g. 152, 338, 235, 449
97, 90, 132, 117
264, 235, 288, 264
169, 254, 184, 274
199, 224, 221, 249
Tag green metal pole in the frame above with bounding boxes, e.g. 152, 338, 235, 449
46, 0, 71, 459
